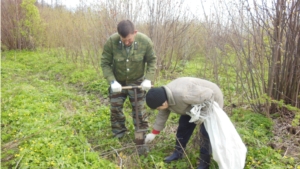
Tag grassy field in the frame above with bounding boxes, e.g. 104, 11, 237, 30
1, 50, 299, 169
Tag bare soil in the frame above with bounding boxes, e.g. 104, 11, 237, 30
270, 112, 300, 161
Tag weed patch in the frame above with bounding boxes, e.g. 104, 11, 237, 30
1, 51, 299, 168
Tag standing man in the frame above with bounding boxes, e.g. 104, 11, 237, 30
144, 77, 223, 169
101, 20, 157, 138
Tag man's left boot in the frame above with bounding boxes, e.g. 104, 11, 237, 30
197, 154, 211, 169
164, 149, 184, 163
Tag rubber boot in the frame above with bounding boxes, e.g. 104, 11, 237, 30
197, 154, 211, 169
164, 149, 184, 163
114, 131, 125, 139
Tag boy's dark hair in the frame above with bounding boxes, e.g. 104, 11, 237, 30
117, 20, 135, 38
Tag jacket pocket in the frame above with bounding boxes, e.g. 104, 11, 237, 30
113, 56, 126, 80
113, 56, 126, 62
131, 54, 144, 62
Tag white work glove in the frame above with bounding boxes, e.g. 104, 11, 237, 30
141, 79, 151, 91
110, 80, 122, 93
144, 133, 157, 144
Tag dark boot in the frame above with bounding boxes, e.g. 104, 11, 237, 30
164, 149, 184, 163
114, 131, 125, 139
197, 154, 211, 169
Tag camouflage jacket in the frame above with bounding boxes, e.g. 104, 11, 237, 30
101, 32, 157, 84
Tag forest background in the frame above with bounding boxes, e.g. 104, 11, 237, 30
1, 0, 300, 168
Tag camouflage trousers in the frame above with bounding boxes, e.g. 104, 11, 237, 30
109, 81, 149, 136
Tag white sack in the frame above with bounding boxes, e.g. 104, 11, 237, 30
204, 102, 247, 169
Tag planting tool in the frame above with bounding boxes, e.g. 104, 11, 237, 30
122, 85, 149, 155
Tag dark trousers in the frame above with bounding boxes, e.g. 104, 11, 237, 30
175, 115, 211, 155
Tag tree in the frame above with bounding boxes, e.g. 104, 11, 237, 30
20, 0, 44, 49
267, 0, 300, 115
1, 0, 44, 50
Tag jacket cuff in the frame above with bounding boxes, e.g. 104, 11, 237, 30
152, 129, 160, 135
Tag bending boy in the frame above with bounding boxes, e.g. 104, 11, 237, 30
144, 77, 223, 169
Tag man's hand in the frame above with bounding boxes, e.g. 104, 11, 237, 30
144, 133, 157, 144
141, 79, 151, 91
111, 81, 122, 93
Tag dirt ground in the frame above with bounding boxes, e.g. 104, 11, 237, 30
270, 112, 300, 161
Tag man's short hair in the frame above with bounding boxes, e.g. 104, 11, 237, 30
117, 20, 135, 38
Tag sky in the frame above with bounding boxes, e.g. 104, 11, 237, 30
37, 0, 273, 22
38, 0, 273, 12
38, 0, 207, 14
38, 0, 82, 9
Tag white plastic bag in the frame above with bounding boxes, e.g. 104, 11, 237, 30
204, 102, 247, 169
186, 100, 211, 124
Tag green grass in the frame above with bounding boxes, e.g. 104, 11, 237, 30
1, 50, 299, 169
230, 109, 297, 169
1, 51, 113, 168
